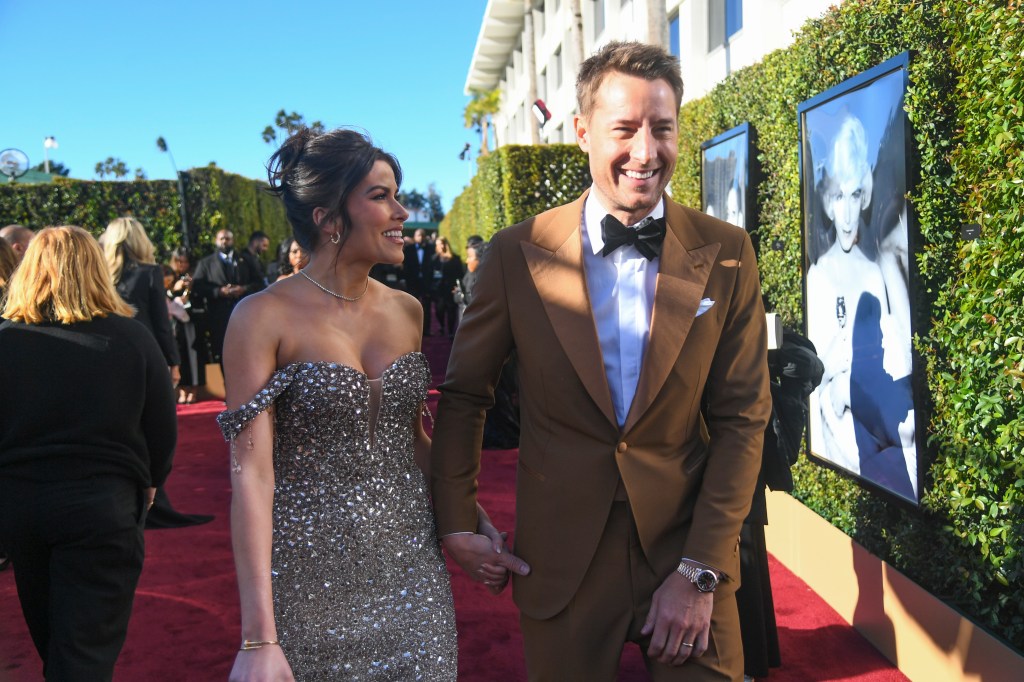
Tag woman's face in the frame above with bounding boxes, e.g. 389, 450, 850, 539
828, 176, 865, 253
340, 160, 409, 266
288, 242, 307, 271
171, 255, 190, 275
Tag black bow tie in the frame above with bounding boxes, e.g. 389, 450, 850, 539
600, 215, 666, 261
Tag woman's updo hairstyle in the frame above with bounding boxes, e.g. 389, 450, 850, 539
267, 127, 402, 253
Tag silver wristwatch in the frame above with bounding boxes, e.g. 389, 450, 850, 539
676, 561, 719, 593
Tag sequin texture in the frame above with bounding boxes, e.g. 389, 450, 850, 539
218, 352, 456, 680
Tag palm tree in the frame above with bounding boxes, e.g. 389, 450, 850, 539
399, 189, 428, 222
464, 88, 502, 156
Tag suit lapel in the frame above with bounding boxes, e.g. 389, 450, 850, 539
623, 200, 720, 433
522, 195, 618, 429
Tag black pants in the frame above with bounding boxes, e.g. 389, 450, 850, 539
0, 475, 146, 681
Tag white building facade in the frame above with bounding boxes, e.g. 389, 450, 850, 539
466, 0, 837, 148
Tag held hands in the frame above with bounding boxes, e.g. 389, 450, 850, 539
441, 505, 530, 595
641, 572, 714, 666
229, 645, 294, 682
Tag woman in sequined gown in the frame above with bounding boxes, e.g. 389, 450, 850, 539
218, 128, 511, 681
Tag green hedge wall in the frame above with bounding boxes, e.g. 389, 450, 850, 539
680, 0, 1022, 650
0, 167, 289, 261
441, 144, 591, 254
445, 0, 1024, 651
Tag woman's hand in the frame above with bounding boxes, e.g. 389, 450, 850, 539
228, 646, 295, 682
475, 503, 518, 594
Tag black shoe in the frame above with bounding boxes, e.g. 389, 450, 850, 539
0, 555, 10, 571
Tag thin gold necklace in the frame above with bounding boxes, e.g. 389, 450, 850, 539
299, 270, 369, 302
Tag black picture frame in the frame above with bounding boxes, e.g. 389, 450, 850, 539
700, 123, 759, 238
798, 51, 924, 506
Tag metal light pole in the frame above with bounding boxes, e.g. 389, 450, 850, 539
43, 136, 58, 174
157, 136, 190, 249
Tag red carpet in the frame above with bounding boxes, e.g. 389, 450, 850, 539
0, 335, 907, 680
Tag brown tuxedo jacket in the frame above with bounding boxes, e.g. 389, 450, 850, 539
431, 192, 771, 620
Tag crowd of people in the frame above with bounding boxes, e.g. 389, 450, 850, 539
0, 40, 811, 682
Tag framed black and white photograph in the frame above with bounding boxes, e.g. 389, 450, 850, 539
701, 122, 757, 232
799, 51, 922, 505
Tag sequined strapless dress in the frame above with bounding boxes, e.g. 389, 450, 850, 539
217, 352, 457, 680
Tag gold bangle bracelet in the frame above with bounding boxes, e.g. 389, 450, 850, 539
240, 639, 280, 651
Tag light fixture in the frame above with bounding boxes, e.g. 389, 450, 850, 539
532, 99, 552, 128
43, 136, 58, 174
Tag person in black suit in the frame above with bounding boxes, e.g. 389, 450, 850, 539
100, 217, 181, 384
192, 229, 265, 367
245, 230, 271, 287
402, 228, 434, 335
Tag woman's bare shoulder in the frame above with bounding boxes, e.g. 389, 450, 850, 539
228, 278, 304, 330
376, 283, 423, 336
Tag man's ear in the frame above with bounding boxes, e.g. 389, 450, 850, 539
573, 115, 590, 152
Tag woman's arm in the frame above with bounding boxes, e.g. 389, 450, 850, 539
222, 295, 294, 681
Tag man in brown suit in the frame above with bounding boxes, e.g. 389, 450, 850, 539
431, 41, 771, 681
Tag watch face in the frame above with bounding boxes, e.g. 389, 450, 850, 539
695, 569, 718, 593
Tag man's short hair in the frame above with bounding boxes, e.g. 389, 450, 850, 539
248, 231, 269, 245
576, 41, 684, 118
1, 224, 33, 248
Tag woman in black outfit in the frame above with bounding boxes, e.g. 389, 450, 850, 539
0, 226, 177, 680
101, 218, 210, 529
100, 217, 181, 385
167, 246, 206, 403
432, 236, 462, 337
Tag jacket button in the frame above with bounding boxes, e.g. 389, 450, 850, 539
617, 442, 628, 453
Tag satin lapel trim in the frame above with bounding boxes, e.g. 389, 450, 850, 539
623, 221, 721, 434
522, 228, 617, 429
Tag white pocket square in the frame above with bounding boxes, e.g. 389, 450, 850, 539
696, 298, 715, 317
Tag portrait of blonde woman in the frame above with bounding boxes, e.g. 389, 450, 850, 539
803, 66, 917, 502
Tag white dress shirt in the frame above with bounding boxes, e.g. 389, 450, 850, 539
581, 191, 664, 428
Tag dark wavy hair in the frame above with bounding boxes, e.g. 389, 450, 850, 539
266, 127, 402, 253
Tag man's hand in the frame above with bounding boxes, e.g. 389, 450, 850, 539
442, 533, 530, 595
641, 572, 714, 666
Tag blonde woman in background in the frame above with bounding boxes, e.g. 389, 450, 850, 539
100, 218, 212, 529
99, 217, 181, 385
0, 226, 177, 679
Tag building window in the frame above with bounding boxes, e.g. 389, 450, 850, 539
553, 47, 563, 89
708, 0, 742, 51
539, 69, 547, 101
669, 13, 680, 58
593, 0, 605, 36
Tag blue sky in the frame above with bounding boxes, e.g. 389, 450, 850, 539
0, 0, 487, 211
